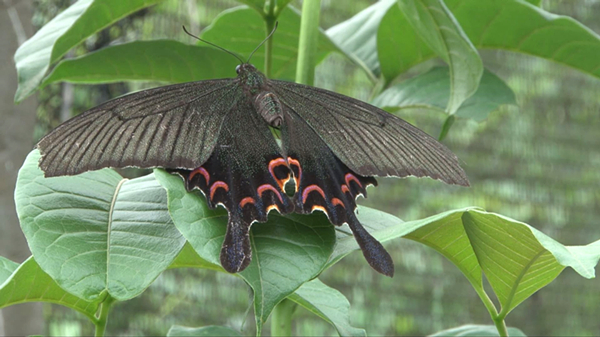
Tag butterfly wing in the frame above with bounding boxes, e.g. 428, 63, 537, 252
170, 101, 294, 273
281, 108, 394, 277
270, 80, 469, 186
37, 80, 241, 176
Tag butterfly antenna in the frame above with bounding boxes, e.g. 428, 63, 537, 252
247, 21, 278, 63
182, 25, 244, 64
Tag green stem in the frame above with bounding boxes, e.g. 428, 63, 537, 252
295, 0, 321, 85
472, 285, 509, 337
270, 299, 296, 336
264, 0, 276, 78
94, 295, 115, 337
493, 316, 509, 337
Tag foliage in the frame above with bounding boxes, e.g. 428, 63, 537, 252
5, 0, 600, 336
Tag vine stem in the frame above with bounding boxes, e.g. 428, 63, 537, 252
94, 295, 115, 337
295, 0, 321, 85
270, 299, 296, 336
472, 285, 509, 337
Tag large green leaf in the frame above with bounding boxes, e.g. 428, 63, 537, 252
289, 279, 366, 337
200, 6, 338, 80
168, 242, 221, 271
154, 169, 336, 335
14, 0, 162, 102
326, 0, 397, 80
372, 67, 517, 121
14, 150, 185, 301
42, 41, 239, 86
378, 0, 600, 82
0, 256, 99, 320
429, 324, 526, 336
329, 206, 600, 317
397, 0, 483, 114
167, 325, 242, 337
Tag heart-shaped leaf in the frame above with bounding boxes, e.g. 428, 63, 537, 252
14, 150, 185, 301
154, 169, 336, 335
0, 256, 99, 320
200, 6, 338, 80
42, 41, 239, 86
397, 0, 483, 114
14, 0, 162, 102
372, 67, 517, 121
289, 279, 366, 337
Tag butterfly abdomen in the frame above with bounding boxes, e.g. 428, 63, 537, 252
254, 92, 283, 127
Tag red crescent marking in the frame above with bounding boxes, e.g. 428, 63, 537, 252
332, 198, 345, 208
345, 173, 363, 189
302, 184, 326, 203
240, 197, 255, 208
311, 205, 327, 213
287, 157, 302, 192
341, 184, 350, 194
257, 184, 284, 203
189, 167, 210, 183
268, 158, 291, 190
266, 204, 280, 213
210, 181, 229, 200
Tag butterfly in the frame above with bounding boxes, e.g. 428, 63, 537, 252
36, 26, 469, 277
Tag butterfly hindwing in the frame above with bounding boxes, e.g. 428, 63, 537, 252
281, 109, 394, 277
270, 80, 469, 186
37, 80, 241, 176
171, 101, 293, 273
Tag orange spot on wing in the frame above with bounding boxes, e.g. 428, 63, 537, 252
257, 184, 284, 203
240, 197, 255, 208
210, 181, 228, 200
341, 184, 350, 194
311, 205, 327, 213
302, 184, 325, 203
189, 167, 210, 183
332, 198, 345, 208
266, 204, 280, 213
345, 173, 363, 189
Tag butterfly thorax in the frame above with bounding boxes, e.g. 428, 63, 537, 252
237, 63, 283, 128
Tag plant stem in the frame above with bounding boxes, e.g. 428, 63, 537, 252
94, 295, 115, 337
493, 315, 509, 337
264, 0, 276, 78
472, 285, 509, 337
270, 299, 296, 336
295, 0, 321, 85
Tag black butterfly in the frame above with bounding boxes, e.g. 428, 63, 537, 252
36, 28, 469, 277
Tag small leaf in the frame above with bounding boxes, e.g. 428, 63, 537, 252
372, 67, 517, 122
167, 325, 242, 337
429, 324, 527, 337
0, 256, 19, 284
42, 41, 239, 86
14, 0, 162, 102
397, 0, 483, 114
326, 0, 397, 79
200, 6, 337, 80
0, 257, 99, 320
154, 169, 336, 335
289, 279, 366, 337
168, 242, 222, 271
14, 150, 185, 301
378, 0, 600, 82
328, 206, 600, 316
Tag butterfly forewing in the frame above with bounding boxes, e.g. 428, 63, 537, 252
269, 80, 469, 187
37, 79, 240, 176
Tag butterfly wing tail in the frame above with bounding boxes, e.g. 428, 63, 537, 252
221, 213, 252, 273
348, 215, 394, 277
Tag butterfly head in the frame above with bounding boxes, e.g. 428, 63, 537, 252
237, 63, 267, 95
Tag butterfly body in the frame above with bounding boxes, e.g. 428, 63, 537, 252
37, 61, 468, 277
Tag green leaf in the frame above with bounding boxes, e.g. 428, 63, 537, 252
154, 169, 336, 335
397, 0, 483, 114
429, 324, 526, 337
0, 257, 99, 320
0, 257, 19, 284
200, 6, 337, 80
525, 0, 542, 6
236, 0, 265, 15
326, 0, 397, 80
167, 325, 242, 337
14, 150, 185, 301
168, 242, 222, 271
378, 0, 600, 82
42, 40, 239, 86
328, 206, 600, 316
372, 67, 517, 121
14, 0, 162, 102
289, 279, 366, 337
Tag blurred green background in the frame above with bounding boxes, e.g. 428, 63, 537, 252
1, 0, 599, 336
